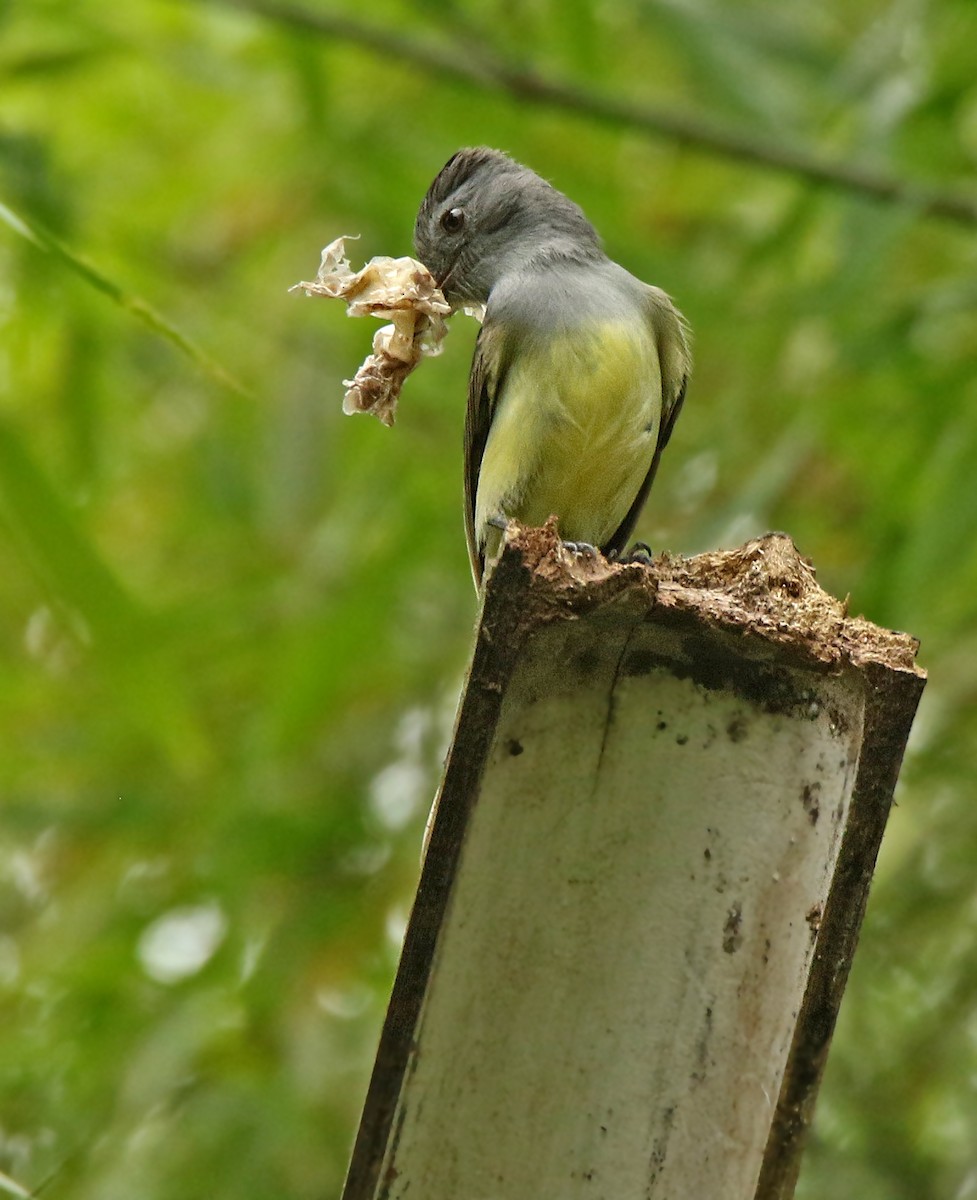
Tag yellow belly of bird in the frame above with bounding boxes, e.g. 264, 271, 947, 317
475, 323, 662, 554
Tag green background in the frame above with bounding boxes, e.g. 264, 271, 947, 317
1, 1, 976, 1196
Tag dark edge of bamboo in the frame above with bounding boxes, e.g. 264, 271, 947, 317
340, 547, 539, 1200
755, 659, 926, 1199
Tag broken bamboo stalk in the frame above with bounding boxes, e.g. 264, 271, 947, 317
342, 521, 925, 1200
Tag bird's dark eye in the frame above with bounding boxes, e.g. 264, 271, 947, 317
440, 206, 465, 234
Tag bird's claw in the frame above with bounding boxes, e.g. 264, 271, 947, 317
621, 541, 654, 565
562, 540, 599, 559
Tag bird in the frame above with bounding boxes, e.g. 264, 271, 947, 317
413, 147, 691, 588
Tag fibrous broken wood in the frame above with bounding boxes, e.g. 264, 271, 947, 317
342, 522, 925, 1200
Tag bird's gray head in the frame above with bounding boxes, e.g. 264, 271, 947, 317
414, 147, 604, 307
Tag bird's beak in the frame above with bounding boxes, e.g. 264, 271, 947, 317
436, 251, 462, 298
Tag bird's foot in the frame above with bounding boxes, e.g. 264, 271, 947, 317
487, 517, 602, 564
613, 541, 654, 565
562, 540, 599, 560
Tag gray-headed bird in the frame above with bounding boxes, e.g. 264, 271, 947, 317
414, 147, 691, 588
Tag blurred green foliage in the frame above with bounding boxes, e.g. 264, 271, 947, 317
0, 0, 975, 1196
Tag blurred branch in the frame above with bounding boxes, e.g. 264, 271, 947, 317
0, 199, 253, 398
206, 0, 977, 228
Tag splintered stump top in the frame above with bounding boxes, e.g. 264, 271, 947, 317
499, 518, 919, 673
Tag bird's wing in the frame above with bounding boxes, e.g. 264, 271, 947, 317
602, 285, 691, 558
464, 320, 511, 587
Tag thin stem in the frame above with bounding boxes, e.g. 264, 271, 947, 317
0, 200, 253, 399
